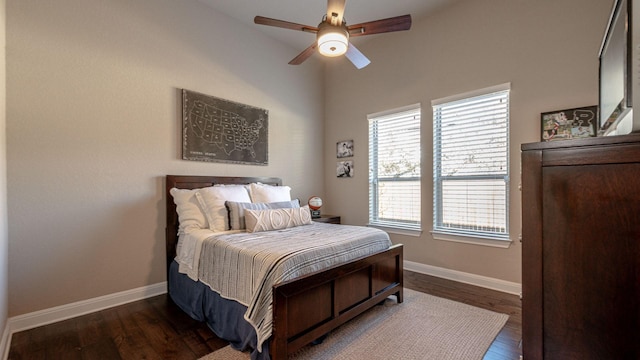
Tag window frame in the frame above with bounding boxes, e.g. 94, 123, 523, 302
368, 103, 422, 235
431, 83, 511, 245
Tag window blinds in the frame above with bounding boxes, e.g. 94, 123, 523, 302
433, 89, 509, 239
368, 105, 421, 231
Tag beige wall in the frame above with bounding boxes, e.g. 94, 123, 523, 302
3, 0, 617, 318
323, 0, 613, 283
6, 0, 324, 316
1, 0, 8, 336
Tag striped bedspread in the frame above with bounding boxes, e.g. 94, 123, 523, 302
195, 222, 391, 352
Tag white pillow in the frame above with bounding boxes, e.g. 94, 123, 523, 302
249, 183, 292, 203
195, 185, 251, 232
244, 205, 313, 233
169, 187, 208, 234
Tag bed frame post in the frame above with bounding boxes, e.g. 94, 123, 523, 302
271, 290, 289, 359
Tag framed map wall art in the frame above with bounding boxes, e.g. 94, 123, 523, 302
182, 89, 268, 165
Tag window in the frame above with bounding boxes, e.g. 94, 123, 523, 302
368, 104, 421, 233
432, 84, 510, 241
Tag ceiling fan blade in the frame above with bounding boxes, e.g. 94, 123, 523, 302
326, 0, 346, 25
345, 43, 370, 69
348, 14, 412, 37
289, 43, 318, 65
254, 16, 318, 33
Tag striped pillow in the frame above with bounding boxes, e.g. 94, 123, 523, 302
244, 206, 313, 233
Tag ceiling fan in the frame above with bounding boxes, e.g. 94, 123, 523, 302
254, 0, 412, 69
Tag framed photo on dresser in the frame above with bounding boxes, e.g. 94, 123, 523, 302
541, 105, 597, 141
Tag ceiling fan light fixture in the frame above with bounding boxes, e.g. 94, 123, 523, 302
317, 23, 349, 57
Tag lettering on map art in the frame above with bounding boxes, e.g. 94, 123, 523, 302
182, 89, 268, 165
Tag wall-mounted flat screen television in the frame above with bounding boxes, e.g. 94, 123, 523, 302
599, 0, 639, 135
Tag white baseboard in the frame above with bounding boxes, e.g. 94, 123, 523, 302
0, 323, 10, 360
404, 260, 521, 295
1, 282, 167, 360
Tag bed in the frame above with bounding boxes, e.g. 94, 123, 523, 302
165, 175, 403, 360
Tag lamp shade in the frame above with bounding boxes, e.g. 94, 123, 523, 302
317, 23, 349, 57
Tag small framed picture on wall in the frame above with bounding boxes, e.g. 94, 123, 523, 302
337, 160, 354, 178
337, 140, 354, 158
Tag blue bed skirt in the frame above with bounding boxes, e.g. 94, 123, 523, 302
168, 260, 270, 360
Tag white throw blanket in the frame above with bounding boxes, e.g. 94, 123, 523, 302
177, 222, 391, 352
176, 228, 243, 281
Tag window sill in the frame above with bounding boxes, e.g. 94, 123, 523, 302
430, 230, 512, 248
367, 224, 422, 237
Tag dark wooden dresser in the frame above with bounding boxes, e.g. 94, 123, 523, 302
521, 134, 640, 359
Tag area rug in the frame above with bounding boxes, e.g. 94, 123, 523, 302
199, 288, 509, 360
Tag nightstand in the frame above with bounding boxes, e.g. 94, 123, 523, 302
312, 214, 341, 224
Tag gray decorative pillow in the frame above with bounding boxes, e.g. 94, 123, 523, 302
244, 205, 313, 233
226, 199, 300, 230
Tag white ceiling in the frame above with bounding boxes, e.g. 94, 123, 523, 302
198, 0, 457, 52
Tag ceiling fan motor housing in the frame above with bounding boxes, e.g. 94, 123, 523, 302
317, 22, 349, 57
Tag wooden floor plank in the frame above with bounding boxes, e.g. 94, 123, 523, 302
78, 338, 122, 360
76, 312, 109, 347
8, 270, 522, 359
101, 305, 164, 360
42, 318, 82, 359
127, 301, 196, 360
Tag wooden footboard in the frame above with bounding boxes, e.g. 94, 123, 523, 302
270, 244, 403, 360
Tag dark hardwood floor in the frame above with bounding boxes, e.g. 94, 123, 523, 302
8, 270, 521, 359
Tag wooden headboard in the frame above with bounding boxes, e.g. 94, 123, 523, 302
165, 175, 282, 277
